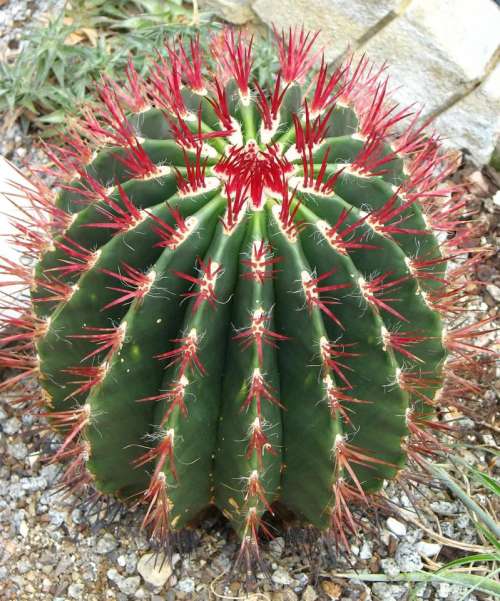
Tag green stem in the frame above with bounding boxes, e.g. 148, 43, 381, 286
329, 570, 500, 597
426, 461, 500, 540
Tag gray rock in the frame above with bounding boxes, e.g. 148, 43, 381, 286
269, 536, 285, 559
381, 558, 400, 578
359, 541, 372, 560
118, 552, 138, 574
412, 581, 429, 598
430, 501, 458, 516
3, 416, 21, 434
434, 582, 451, 598
200, 0, 255, 24
440, 521, 455, 538
117, 554, 136, 576
117, 554, 127, 567
137, 553, 172, 588
96, 533, 118, 554
302, 585, 318, 601
486, 283, 500, 303
177, 577, 195, 593
448, 585, 476, 600
107, 568, 121, 582
7, 442, 28, 461
55, 555, 74, 576
456, 514, 470, 530
10, 574, 26, 588
49, 510, 66, 527
272, 567, 294, 586
416, 541, 441, 557
71, 508, 84, 524
68, 583, 85, 599
494, 190, 500, 208
22, 475, 48, 492
295, 572, 309, 590
18, 519, 29, 537
40, 463, 59, 483
16, 559, 30, 573
434, 63, 500, 165
253, 0, 403, 63
395, 542, 423, 572
363, 0, 500, 117
386, 517, 407, 537
119, 576, 141, 596
372, 583, 409, 601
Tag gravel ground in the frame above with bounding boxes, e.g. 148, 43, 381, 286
0, 0, 65, 61
0, 380, 497, 601
1, 140, 498, 601
1, 1, 499, 600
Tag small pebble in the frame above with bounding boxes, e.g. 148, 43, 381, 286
107, 568, 121, 582
7, 442, 28, 461
137, 553, 172, 588
372, 582, 409, 601
272, 567, 294, 586
493, 190, 500, 208
118, 576, 141, 595
269, 536, 285, 559
18, 520, 29, 538
435, 582, 451, 598
430, 501, 458, 516
3, 417, 21, 435
386, 517, 407, 537
381, 558, 400, 578
395, 542, 423, 572
68, 583, 84, 599
359, 541, 372, 560
96, 533, 118, 554
176, 577, 195, 593
302, 585, 318, 601
416, 541, 442, 557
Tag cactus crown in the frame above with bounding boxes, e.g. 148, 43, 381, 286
1, 28, 493, 566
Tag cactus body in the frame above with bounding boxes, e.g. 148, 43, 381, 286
1, 29, 492, 561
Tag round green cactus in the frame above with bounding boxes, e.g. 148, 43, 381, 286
1, 28, 492, 564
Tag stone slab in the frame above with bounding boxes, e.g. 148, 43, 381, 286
433, 63, 500, 165
200, 0, 256, 24
252, 0, 407, 62
362, 0, 500, 115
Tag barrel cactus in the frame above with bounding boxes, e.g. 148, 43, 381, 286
1, 28, 492, 566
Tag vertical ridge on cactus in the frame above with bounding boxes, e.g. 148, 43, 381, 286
0, 26, 495, 566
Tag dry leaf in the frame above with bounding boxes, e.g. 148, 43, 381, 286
81, 27, 98, 47
321, 581, 342, 600
64, 31, 85, 46
64, 26, 98, 47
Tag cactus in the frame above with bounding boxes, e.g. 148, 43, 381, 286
1, 28, 494, 565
